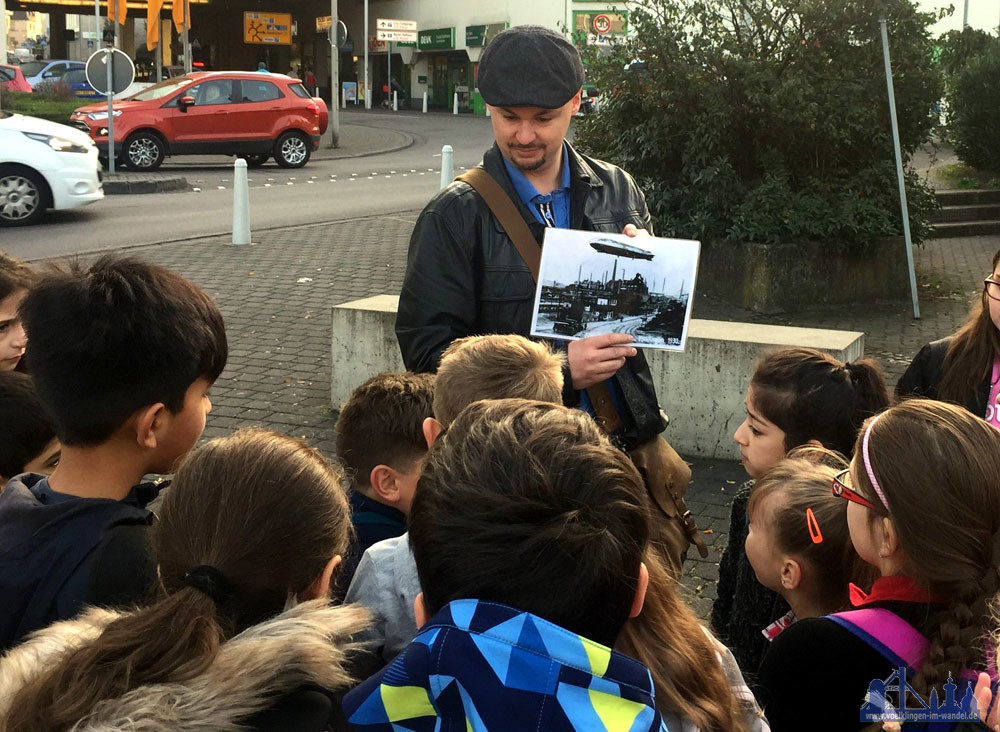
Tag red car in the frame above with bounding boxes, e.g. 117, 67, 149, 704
70, 71, 329, 170
0, 64, 32, 93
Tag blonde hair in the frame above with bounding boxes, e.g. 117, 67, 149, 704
433, 335, 565, 425
748, 450, 870, 612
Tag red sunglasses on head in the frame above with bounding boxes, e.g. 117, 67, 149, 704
832, 468, 877, 510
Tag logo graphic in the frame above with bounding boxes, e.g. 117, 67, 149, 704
861, 667, 980, 724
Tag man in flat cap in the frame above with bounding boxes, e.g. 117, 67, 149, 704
395, 27, 684, 512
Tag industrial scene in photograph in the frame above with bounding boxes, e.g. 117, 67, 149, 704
530, 229, 700, 351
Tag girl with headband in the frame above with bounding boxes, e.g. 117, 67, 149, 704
755, 400, 1000, 732
897, 248, 1000, 427
0, 429, 369, 732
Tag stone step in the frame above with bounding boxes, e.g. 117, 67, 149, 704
929, 220, 1000, 238
931, 203, 1000, 223
935, 189, 1000, 207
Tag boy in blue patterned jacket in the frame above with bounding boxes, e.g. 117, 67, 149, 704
343, 398, 668, 731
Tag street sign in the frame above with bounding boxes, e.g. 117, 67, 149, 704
85, 48, 134, 94
592, 13, 613, 35
376, 29, 417, 43
376, 18, 417, 31
243, 11, 292, 46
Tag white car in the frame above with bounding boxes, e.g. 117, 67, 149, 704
0, 112, 103, 226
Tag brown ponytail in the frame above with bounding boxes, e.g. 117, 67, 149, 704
617, 552, 754, 732
938, 249, 1000, 406
752, 348, 891, 457
852, 400, 1000, 697
4, 429, 352, 732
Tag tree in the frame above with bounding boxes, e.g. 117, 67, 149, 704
950, 43, 1000, 173
574, 0, 942, 248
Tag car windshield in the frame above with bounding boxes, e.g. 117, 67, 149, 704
0, 67, 14, 82
19, 61, 46, 77
127, 76, 191, 101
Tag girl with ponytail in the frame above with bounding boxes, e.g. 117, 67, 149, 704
713, 347, 890, 677
0, 428, 368, 732
755, 399, 1000, 732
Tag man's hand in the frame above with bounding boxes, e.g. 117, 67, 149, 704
623, 224, 650, 237
568, 333, 637, 389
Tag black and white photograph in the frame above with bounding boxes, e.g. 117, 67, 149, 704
530, 229, 701, 351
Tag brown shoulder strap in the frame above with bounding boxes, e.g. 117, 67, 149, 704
456, 168, 621, 433
457, 169, 541, 281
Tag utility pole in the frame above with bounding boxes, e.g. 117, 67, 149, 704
182, 0, 190, 73
363, 0, 369, 108
962, 0, 969, 29
0, 0, 6, 109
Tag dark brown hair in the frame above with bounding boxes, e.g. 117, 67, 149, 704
748, 450, 870, 612
938, 249, 1000, 405
0, 250, 35, 302
852, 400, 1000, 697
4, 429, 352, 732
335, 372, 435, 490
752, 347, 890, 456
617, 551, 755, 732
19, 256, 227, 445
0, 372, 56, 480
433, 335, 565, 425
410, 398, 647, 648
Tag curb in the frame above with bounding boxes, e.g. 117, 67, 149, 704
103, 176, 189, 195
313, 124, 414, 161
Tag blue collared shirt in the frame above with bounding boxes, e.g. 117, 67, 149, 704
502, 142, 572, 229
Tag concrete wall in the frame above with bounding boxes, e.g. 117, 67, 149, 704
331, 295, 865, 460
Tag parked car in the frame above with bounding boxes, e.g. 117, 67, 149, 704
20, 59, 85, 89
70, 71, 329, 170
61, 67, 104, 100
0, 65, 32, 93
0, 112, 103, 226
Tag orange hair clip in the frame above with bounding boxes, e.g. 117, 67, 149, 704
806, 507, 823, 544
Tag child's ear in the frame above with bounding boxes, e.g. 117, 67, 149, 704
301, 555, 342, 601
780, 557, 802, 591
135, 403, 168, 449
414, 592, 428, 629
422, 417, 443, 448
369, 465, 401, 504
880, 517, 901, 559
629, 562, 649, 619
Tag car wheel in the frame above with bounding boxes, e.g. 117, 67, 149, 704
0, 165, 47, 227
241, 153, 269, 168
124, 131, 165, 171
273, 131, 311, 168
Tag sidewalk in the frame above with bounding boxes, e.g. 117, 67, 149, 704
91, 213, 997, 618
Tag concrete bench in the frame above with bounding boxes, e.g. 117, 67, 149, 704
332, 295, 864, 460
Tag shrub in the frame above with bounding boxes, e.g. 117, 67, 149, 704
950, 43, 1000, 173
1, 91, 82, 125
574, 0, 942, 249
31, 79, 74, 102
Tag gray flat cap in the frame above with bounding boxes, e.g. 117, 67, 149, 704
478, 25, 584, 109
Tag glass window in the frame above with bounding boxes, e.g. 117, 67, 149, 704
240, 79, 282, 102
47, 63, 69, 78
0, 67, 14, 82
289, 83, 310, 98
19, 61, 46, 78
63, 68, 88, 84
190, 79, 235, 106
130, 76, 190, 102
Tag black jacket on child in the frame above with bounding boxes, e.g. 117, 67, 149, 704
0, 473, 159, 650
711, 481, 791, 681
896, 336, 990, 418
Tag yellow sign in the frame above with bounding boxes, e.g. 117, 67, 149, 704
244, 11, 292, 45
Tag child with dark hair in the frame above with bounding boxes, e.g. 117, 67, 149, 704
344, 335, 564, 663
0, 428, 369, 732
0, 251, 35, 373
744, 451, 869, 635
898, 248, 1000, 425
0, 256, 227, 650
343, 399, 665, 730
0, 372, 60, 483
756, 400, 1000, 731
334, 371, 435, 592
712, 347, 889, 678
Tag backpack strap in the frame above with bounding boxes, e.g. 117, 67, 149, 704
828, 608, 929, 671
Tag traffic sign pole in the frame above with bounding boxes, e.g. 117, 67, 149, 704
106, 49, 115, 175
330, 0, 339, 145
363, 0, 369, 109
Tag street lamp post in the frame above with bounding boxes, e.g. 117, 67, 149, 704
330, 0, 339, 145
363, 0, 369, 108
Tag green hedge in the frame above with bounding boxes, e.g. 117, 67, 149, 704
1, 93, 86, 125
951, 43, 1000, 173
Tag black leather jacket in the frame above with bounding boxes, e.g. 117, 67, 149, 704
395, 141, 667, 449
